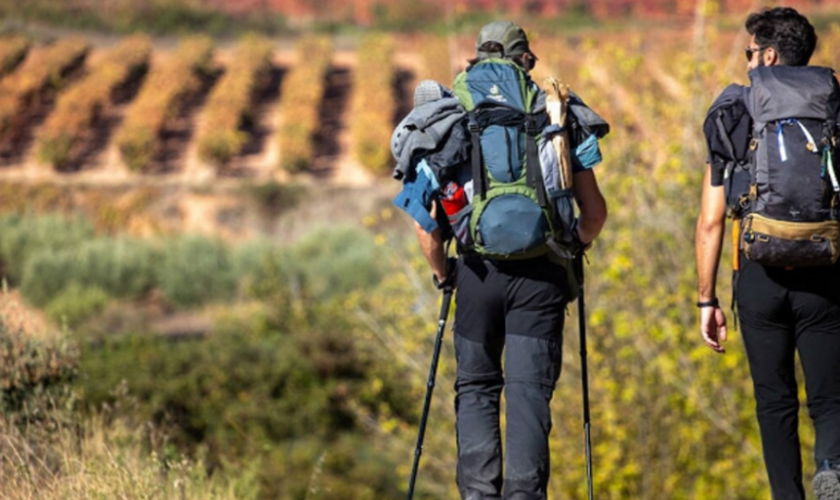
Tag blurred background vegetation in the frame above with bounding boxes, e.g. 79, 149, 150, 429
2, 1, 840, 499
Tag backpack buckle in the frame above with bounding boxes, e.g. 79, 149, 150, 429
523, 116, 538, 136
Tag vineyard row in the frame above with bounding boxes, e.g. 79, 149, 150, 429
0, 35, 419, 179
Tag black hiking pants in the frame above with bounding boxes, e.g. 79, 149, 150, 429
737, 257, 840, 500
453, 254, 569, 500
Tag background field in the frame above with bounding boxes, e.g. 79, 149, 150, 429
2, 1, 840, 499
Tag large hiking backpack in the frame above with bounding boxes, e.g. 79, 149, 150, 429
740, 65, 840, 268
450, 58, 575, 260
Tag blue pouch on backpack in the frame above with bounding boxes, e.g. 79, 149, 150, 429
572, 134, 602, 173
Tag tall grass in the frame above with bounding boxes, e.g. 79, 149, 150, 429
0, 416, 260, 500
277, 35, 333, 172
0, 302, 259, 500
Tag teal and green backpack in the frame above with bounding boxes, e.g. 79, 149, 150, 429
452, 58, 576, 260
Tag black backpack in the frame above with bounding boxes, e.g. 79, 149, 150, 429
740, 66, 840, 268
703, 83, 752, 219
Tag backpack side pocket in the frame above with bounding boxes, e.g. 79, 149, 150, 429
448, 204, 474, 249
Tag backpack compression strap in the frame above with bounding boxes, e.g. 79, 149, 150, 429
467, 110, 549, 208
468, 115, 488, 201
525, 114, 549, 208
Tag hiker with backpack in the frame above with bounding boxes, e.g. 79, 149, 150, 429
393, 21, 608, 500
697, 7, 840, 500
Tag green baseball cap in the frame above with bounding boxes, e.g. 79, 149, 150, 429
475, 21, 536, 60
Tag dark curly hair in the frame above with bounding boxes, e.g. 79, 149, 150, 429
746, 7, 817, 66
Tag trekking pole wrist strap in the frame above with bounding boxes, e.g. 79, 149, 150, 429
433, 257, 457, 290
696, 297, 720, 308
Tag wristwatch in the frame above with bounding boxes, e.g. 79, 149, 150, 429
696, 297, 720, 308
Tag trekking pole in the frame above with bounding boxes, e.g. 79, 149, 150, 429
576, 253, 595, 500
406, 283, 454, 500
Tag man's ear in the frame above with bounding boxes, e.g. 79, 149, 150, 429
523, 52, 536, 71
764, 47, 779, 66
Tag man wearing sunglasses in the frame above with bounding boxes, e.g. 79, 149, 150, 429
697, 7, 840, 500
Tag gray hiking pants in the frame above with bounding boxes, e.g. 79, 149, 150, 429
453, 255, 568, 500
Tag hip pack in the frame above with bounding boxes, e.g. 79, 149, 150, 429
742, 65, 840, 268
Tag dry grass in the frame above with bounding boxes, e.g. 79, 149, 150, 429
0, 409, 259, 500
0, 286, 52, 341
0, 284, 259, 500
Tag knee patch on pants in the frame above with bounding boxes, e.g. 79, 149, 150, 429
504, 334, 563, 388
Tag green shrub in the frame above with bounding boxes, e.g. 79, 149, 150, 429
260, 434, 405, 500
0, 213, 96, 285
157, 236, 236, 308
232, 227, 385, 305
290, 226, 385, 301
45, 284, 112, 329
0, 316, 78, 425
77, 298, 411, 500
20, 237, 158, 307
244, 180, 303, 216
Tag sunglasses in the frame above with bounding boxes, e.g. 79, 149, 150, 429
745, 46, 769, 62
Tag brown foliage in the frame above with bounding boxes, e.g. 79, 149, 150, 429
0, 37, 90, 152
197, 34, 274, 167
38, 35, 152, 170
350, 34, 395, 174
277, 35, 333, 172
116, 36, 214, 171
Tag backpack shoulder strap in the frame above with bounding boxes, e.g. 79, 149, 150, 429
467, 112, 487, 201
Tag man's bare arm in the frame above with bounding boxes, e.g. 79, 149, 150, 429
695, 166, 726, 302
695, 165, 728, 353
414, 201, 448, 284
573, 169, 607, 244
